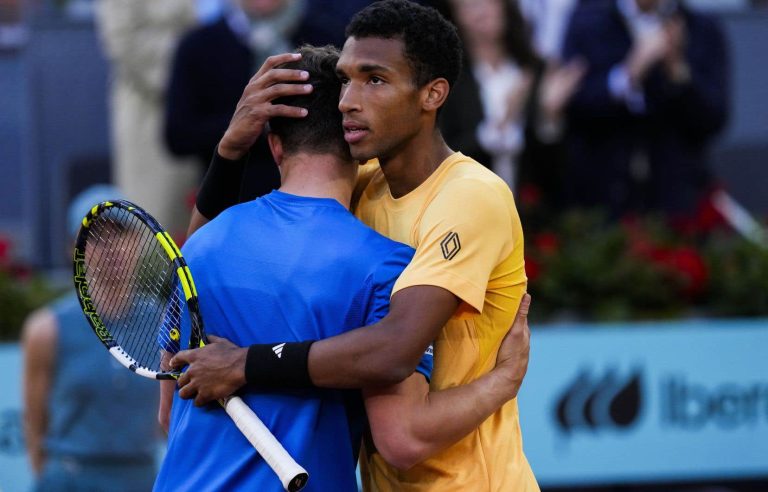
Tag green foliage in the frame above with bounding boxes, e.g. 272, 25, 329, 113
527, 212, 687, 321
0, 270, 61, 342
523, 208, 768, 322
705, 234, 768, 316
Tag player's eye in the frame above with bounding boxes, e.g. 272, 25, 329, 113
369, 76, 384, 85
338, 76, 350, 85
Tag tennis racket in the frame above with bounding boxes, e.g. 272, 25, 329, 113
72, 199, 309, 492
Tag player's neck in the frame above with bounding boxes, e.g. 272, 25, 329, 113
377, 129, 454, 199
278, 152, 356, 210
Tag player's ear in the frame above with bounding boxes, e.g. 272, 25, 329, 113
267, 133, 284, 167
421, 78, 450, 113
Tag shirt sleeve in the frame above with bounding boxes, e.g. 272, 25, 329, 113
393, 178, 519, 317
364, 243, 433, 382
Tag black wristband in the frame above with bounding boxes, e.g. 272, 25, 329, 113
245, 341, 315, 388
196, 146, 247, 220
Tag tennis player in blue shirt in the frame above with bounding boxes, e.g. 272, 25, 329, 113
154, 46, 530, 491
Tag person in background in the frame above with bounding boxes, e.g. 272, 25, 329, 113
22, 185, 160, 492
561, 0, 729, 220
96, 0, 201, 238
436, 0, 585, 209
164, 0, 306, 201
518, 0, 580, 61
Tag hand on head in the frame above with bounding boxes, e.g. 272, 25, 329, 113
218, 53, 312, 161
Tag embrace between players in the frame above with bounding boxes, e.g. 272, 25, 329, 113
155, 1, 539, 491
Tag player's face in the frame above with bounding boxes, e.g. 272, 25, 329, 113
336, 36, 425, 162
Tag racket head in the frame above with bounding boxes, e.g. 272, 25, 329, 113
72, 199, 204, 380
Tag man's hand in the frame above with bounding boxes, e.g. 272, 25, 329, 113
217, 52, 313, 161
492, 293, 532, 400
626, 27, 669, 86
171, 335, 248, 406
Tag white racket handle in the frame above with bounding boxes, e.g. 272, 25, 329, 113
221, 396, 309, 491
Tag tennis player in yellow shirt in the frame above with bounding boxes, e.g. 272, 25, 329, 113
175, 1, 538, 490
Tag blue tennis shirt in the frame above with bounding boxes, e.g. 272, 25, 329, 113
153, 191, 431, 492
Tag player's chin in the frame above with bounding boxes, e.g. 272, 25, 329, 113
349, 145, 375, 163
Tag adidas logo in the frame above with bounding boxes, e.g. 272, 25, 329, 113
272, 343, 286, 359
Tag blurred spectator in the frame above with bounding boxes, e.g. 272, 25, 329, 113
96, 0, 200, 237
22, 185, 159, 492
0, 0, 28, 49
562, 0, 729, 220
293, 0, 373, 48
164, 0, 307, 200
518, 0, 579, 61
437, 0, 585, 208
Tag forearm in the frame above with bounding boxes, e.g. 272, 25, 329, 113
158, 351, 175, 434
308, 321, 423, 388
243, 287, 458, 390
194, 148, 247, 221
415, 370, 514, 451
24, 412, 47, 475
365, 370, 517, 470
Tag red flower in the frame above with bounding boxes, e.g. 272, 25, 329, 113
0, 235, 10, 268
525, 256, 541, 283
533, 232, 560, 255
518, 184, 541, 208
649, 246, 708, 299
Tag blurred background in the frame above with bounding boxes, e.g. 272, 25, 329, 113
0, 0, 766, 491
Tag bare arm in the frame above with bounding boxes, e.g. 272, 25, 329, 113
309, 285, 459, 387
158, 351, 175, 434
173, 285, 459, 405
22, 309, 58, 475
186, 205, 210, 238
364, 294, 531, 470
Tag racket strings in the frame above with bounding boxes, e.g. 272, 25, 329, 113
82, 208, 185, 372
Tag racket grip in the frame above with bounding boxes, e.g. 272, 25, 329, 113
221, 396, 309, 492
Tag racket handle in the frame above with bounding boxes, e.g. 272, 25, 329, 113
221, 396, 309, 491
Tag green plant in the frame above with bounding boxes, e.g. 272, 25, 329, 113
0, 269, 61, 341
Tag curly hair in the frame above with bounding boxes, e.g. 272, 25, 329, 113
269, 45, 351, 159
345, 0, 463, 88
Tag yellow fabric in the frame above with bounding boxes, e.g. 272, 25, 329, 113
355, 153, 538, 492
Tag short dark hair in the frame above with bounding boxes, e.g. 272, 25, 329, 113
345, 0, 463, 89
269, 45, 350, 159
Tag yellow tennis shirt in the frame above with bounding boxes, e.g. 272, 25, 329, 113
354, 152, 539, 491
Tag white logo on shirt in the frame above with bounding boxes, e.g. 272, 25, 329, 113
272, 343, 286, 359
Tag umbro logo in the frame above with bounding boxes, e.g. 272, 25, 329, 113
272, 343, 286, 359
440, 232, 461, 260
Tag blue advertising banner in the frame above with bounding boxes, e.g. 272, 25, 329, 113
0, 344, 31, 492
2, 319, 767, 490
518, 319, 768, 486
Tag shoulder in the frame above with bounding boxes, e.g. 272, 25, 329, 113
358, 218, 415, 260
22, 306, 58, 347
184, 200, 254, 250
437, 154, 514, 206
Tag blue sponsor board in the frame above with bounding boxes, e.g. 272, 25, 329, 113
1, 319, 767, 490
0, 344, 32, 492
518, 319, 768, 486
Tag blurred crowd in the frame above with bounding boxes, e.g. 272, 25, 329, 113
104, 0, 735, 238
1, 0, 745, 237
